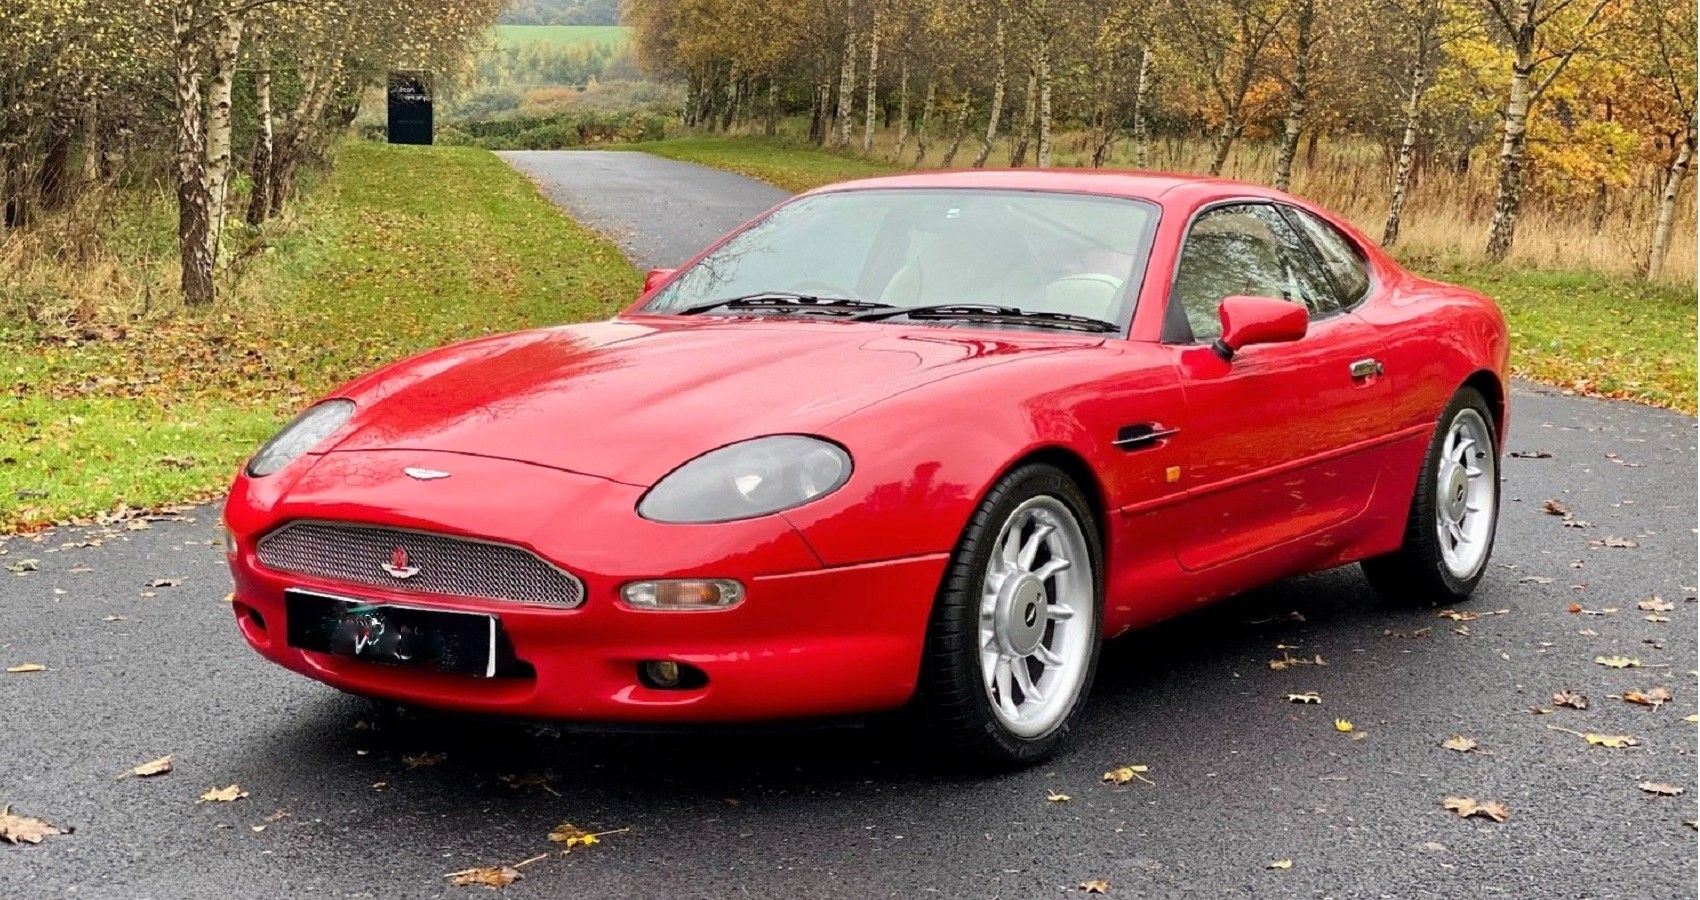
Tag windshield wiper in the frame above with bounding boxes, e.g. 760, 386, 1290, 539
851, 303, 1118, 334
678, 292, 895, 316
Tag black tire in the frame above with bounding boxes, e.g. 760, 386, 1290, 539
1362, 386, 1500, 605
916, 463, 1104, 768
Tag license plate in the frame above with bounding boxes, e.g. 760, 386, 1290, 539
285, 589, 499, 677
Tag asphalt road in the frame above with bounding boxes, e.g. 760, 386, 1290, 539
2, 151, 1695, 899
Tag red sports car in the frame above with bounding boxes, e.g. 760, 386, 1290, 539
225, 171, 1507, 766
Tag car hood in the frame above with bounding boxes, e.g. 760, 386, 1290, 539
327, 316, 1095, 486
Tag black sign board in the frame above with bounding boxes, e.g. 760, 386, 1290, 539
387, 72, 433, 145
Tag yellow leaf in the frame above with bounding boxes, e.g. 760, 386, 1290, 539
1639, 782, 1685, 796
1285, 692, 1321, 704
1333, 719, 1354, 733
1046, 790, 1071, 803
1079, 879, 1110, 894
1595, 656, 1642, 668
116, 755, 173, 780
5, 663, 46, 674
198, 784, 247, 803
1583, 733, 1639, 748
1443, 796, 1509, 822
1440, 735, 1479, 753
1266, 859, 1293, 870
1101, 765, 1152, 786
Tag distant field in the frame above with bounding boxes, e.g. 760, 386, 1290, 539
494, 24, 630, 48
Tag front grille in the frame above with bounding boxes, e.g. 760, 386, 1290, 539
255, 521, 584, 607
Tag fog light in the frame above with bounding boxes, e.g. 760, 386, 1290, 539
645, 660, 681, 687
622, 579, 744, 610
638, 660, 707, 690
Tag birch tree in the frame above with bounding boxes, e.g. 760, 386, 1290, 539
1169, 0, 1289, 176
1270, 0, 1313, 190
1639, 0, 1696, 279
1480, 0, 1617, 260
1381, 0, 1449, 245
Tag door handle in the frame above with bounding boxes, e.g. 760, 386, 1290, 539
1349, 358, 1384, 379
1113, 423, 1180, 451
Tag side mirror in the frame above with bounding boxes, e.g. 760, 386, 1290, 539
642, 268, 676, 296
1213, 295, 1308, 361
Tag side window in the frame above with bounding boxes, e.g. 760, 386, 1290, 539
1282, 206, 1371, 303
1169, 204, 1340, 342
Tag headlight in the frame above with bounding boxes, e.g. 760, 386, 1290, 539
245, 399, 355, 478
638, 435, 851, 523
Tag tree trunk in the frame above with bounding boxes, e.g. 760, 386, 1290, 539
892, 60, 911, 161
1010, 65, 1036, 167
972, 15, 1008, 168
1131, 46, 1152, 169
1208, 120, 1239, 176
247, 30, 274, 227
1646, 121, 1696, 280
862, 7, 880, 154
941, 89, 973, 167
40, 127, 71, 210
203, 11, 245, 270
1035, 37, 1052, 167
1382, 53, 1428, 246
80, 100, 101, 185
684, 70, 700, 127
171, 0, 213, 306
911, 75, 936, 165
1271, 0, 1312, 191
269, 56, 340, 219
834, 0, 858, 149
1485, 4, 1537, 261
809, 71, 829, 144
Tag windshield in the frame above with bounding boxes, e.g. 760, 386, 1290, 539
642, 188, 1160, 331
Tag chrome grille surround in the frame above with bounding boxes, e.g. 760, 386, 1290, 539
255, 520, 584, 608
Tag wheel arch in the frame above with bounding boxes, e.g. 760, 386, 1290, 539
1461, 369, 1507, 444
1000, 445, 1110, 554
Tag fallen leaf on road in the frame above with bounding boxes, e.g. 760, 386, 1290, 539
1543, 499, 1571, 517
1686, 713, 1699, 723
1443, 797, 1509, 822
1519, 575, 1555, 584
446, 865, 522, 888
1509, 450, 1552, 459
1552, 690, 1589, 709
1079, 880, 1109, 894
1639, 782, 1684, 796
1646, 615, 1671, 623
1622, 687, 1673, 708
1101, 765, 1153, 786
0, 805, 69, 844
1638, 597, 1675, 612
198, 785, 248, 803
1595, 656, 1642, 669
402, 752, 447, 768
145, 578, 181, 588
1046, 790, 1071, 802
1265, 859, 1293, 870
1441, 735, 1479, 753
1589, 536, 1638, 549
1333, 719, 1354, 733
5, 664, 46, 674
1285, 692, 1321, 704
5, 560, 39, 574
548, 823, 599, 849
116, 755, 172, 780
1585, 733, 1639, 748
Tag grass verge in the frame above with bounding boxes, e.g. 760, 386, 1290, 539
2, 141, 639, 531
620, 136, 1696, 413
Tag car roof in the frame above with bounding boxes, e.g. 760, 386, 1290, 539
800, 169, 1279, 206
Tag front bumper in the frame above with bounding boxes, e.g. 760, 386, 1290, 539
226, 450, 946, 722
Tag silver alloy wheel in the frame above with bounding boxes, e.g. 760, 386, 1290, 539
1435, 408, 1497, 579
978, 496, 1095, 738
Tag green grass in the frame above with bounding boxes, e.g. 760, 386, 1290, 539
622, 137, 902, 192
1, 142, 639, 531
618, 135, 1697, 414
494, 24, 629, 48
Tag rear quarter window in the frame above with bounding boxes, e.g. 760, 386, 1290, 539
1284, 207, 1371, 303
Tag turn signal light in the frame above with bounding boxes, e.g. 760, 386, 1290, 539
621, 579, 744, 610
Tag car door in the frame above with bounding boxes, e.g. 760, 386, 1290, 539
1162, 202, 1392, 571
